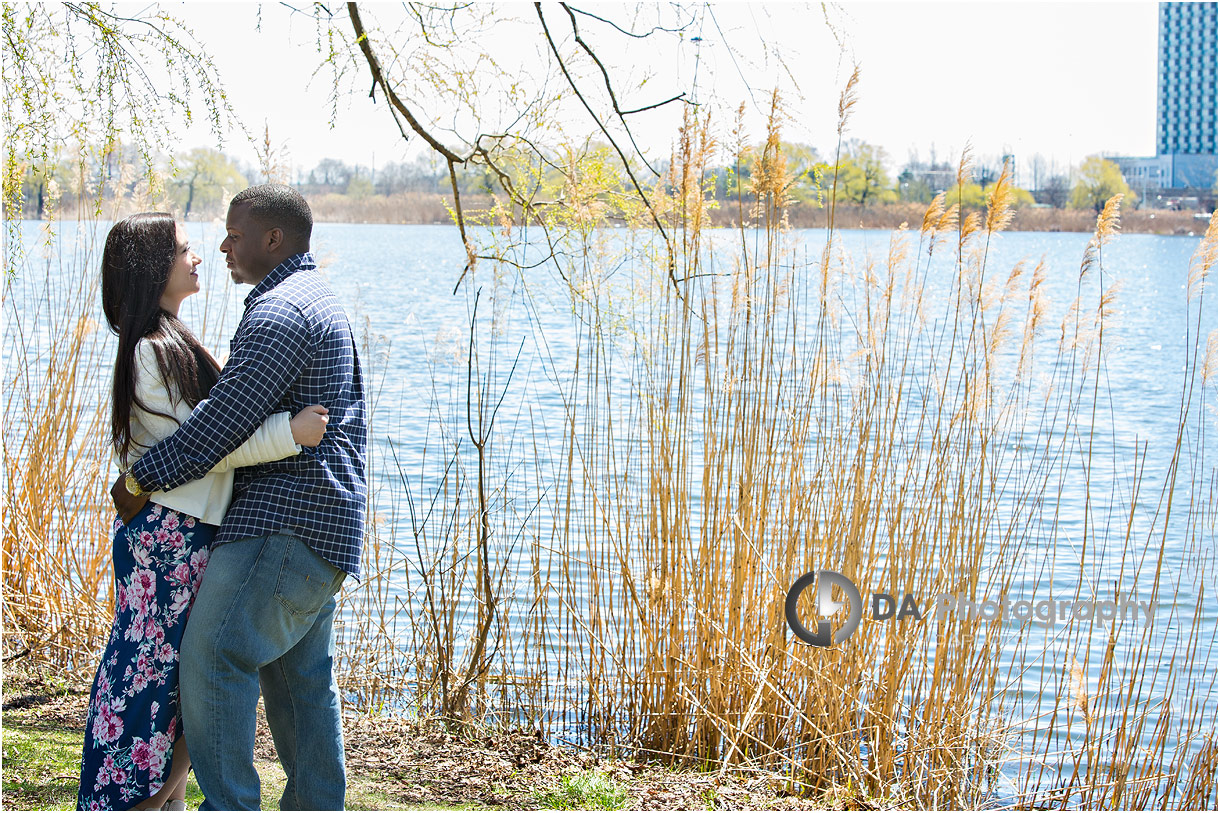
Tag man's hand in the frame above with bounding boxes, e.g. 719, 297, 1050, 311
290, 405, 329, 447
111, 473, 151, 525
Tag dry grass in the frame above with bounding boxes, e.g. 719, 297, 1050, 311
694, 201, 1209, 235
307, 191, 496, 226
3, 220, 114, 669
23, 190, 1208, 235
332, 102, 1216, 809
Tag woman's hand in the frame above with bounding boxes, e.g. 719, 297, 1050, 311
290, 405, 329, 447
110, 473, 150, 524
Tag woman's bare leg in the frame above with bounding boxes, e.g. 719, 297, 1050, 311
167, 766, 190, 801
134, 737, 190, 810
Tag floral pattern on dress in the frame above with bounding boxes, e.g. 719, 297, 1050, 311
77, 504, 214, 811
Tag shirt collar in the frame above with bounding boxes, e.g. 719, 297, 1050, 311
244, 252, 317, 308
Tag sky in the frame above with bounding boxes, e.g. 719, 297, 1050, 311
165, 1, 1161, 185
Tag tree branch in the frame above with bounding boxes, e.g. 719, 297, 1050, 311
534, 2, 682, 298
559, 2, 685, 177
347, 2, 468, 164
567, 5, 698, 39
346, 2, 685, 301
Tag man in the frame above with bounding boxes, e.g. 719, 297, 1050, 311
115, 185, 367, 810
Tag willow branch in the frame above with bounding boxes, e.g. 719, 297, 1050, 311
448, 158, 475, 294
567, 5, 698, 39
620, 94, 687, 116
535, 2, 681, 297
560, 2, 685, 177
347, 2, 467, 164
534, 2, 659, 222
348, 2, 683, 299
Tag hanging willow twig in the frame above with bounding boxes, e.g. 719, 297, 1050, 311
344, 1, 690, 298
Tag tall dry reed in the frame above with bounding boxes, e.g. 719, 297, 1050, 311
4, 221, 115, 669
331, 88, 1216, 808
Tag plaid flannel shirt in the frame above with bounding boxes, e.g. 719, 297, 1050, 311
131, 253, 367, 577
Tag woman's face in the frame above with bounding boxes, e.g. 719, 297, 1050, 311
159, 223, 201, 315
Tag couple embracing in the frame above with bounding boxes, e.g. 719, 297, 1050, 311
77, 185, 367, 811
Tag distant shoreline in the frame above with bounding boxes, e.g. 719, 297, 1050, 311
306, 194, 1214, 236
24, 194, 1213, 237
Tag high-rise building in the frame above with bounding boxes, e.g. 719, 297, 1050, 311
1122, 1, 1218, 201
1156, 2, 1217, 156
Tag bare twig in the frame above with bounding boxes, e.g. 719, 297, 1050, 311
534, 2, 683, 300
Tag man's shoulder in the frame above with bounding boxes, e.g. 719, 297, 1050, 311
243, 271, 349, 341
256, 268, 338, 310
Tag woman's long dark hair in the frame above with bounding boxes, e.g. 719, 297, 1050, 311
101, 213, 221, 461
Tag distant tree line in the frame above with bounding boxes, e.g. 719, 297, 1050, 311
296, 153, 451, 198
12, 144, 251, 221
12, 138, 1142, 221
287, 142, 1141, 216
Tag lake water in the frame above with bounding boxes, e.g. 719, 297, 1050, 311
7, 218, 1216, 803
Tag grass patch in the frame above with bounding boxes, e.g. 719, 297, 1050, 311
534, 770, 629, 810
1, 719, 418, 811
2, 721, 206, 810
3, 722, 90, 810
256, 757, 429, 811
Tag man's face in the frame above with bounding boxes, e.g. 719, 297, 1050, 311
219, 203, 272, 285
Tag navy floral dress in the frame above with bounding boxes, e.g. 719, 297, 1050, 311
77, 503, 214, 810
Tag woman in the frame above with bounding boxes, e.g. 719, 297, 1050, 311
77, 213, 329, 811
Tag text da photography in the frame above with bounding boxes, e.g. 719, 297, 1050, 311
785, 569, 1156, 646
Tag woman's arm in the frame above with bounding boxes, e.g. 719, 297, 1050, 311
208, 411, 299, 472
130, 342, 302, 473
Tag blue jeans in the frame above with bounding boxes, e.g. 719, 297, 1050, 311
179, 532, 347, 810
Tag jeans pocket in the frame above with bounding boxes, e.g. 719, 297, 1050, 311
272, 535, 343, 617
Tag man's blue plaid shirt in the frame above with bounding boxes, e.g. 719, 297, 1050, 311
131, 253, 368, 577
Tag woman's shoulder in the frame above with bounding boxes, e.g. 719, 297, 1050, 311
132, 338, 159, 372
132, 338, 171, 391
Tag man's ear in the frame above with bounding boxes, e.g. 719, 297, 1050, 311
265, 226, 285, 254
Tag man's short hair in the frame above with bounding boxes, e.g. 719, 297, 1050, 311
231, 184, 313, 246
